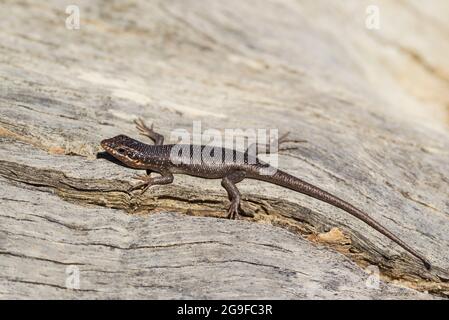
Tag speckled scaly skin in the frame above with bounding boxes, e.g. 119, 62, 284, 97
100, 119, 431, 269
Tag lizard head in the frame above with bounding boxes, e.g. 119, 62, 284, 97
101, 135, 147, 168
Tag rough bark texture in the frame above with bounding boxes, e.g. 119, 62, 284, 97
1, 0, 448, 299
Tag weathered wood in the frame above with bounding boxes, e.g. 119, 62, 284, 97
1, 0, 448, 298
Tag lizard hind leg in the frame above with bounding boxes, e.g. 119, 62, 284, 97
245, 132, 306, 156
221, 170, 253, 219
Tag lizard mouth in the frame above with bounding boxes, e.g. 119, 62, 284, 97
100, 141, 121, 159
100, 138, 115, 153
100, 135, 132, 155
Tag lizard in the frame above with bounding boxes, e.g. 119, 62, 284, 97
100, 118, 431, 269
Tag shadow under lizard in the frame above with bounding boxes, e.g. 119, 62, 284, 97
101, 118, 431, 269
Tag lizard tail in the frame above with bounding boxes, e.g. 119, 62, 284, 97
250, 168, 431, 269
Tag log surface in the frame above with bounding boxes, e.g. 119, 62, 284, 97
0, 0, 448, 299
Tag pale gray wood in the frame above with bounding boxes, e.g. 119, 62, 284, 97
0, 0, 448, 299
0, 177, 435, 299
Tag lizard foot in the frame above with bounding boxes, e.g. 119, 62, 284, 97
226, 201, 240, 219
226, 202, 254, 219
128, 174, 153, 195
134, 118, 153, 134
134, 117, 165, 145
135, 118, 155, 136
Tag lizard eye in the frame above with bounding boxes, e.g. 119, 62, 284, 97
117, 148, 126, 154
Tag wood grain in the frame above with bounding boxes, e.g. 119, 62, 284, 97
0, 0, 448, 299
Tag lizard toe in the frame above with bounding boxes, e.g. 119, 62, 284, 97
226, 202, 240, 219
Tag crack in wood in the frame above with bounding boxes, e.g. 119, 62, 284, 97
0, 251, 86, 266
3, 277, 98, 292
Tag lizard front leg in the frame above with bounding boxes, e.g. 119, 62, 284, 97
221, 170, 253, 219
134, 118, 165, 145
129, 171, 174, 194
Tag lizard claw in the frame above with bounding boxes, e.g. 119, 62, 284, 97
134, 118, 155, 136
277, 132, 291, 144
133, 117, 164, 145
226, 201, 240, 219
128, 174, 153, 194
128, 182, 152, 194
